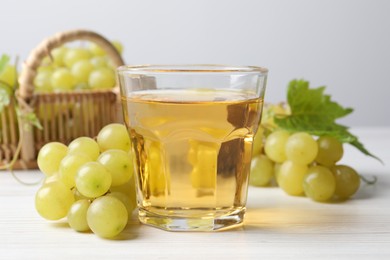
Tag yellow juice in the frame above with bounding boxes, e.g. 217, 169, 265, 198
122, 89, 262, 230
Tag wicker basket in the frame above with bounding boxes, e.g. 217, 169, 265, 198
0, 29, 125, 169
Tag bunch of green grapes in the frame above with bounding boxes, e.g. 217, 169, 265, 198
249, 104, 360, 202
35, 123, 136, 238
34, 41, 123, 92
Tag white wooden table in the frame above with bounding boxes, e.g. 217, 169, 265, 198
1, 127, 389, 259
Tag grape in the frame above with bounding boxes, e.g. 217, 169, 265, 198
51, 68, 74, 91
274, 163, 281, 184
63, 48, 91, 68
249, 154, 274, 187
37, 65, 54, 73
51, 46, 68, 67
285, 132, 318, 165
112, 41, 123, 54
261, 103, 289, 128
67, 199, 91, 232
35, 181, 74, 220
98, 149, 134, 186
303, 165, 336, 202
0, 64, 16, 108
331, 165, 360, 200
315, 136, 344, 167
0, 64, 17, 87
88, 67, 116, 89
76, 162, 112, 198
97, 123, 131, 152
71, 60, 94, 85
43, 172, 60, 185
88, 43, 106, 56
34, 70, 53, 92
67, 137, 100, 160
59, 153, 93, 188
90, 56, 108, 68
264, 130, 290, 163
87, 196, 128, 238
37, 142, 68, 176
110, 177, 137, 206
108, 191, 136, 220
278, 160, 308, 196
41, 56, 51, 66
73, 188, 89, 201
252, 126, 264, 156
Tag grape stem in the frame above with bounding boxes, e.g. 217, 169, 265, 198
0, 95, 43, 185
359, 175, 378, 185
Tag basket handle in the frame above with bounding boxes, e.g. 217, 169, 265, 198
18, 29, 125, 102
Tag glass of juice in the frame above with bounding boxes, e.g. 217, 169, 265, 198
117, 65, 268, 231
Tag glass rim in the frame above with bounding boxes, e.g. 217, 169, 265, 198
117, 64, 268, 74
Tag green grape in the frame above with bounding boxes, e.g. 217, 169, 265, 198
67, 137, 100, 160
97, 123, 131, 152
0, 64, 17, 87
87, 196, 128, 238
51, 68, 75, 91
37, 142, 68, 176
97, 149, 134, 186
71, 60, 94, 85
51, 46, 68, 67
67, 199, 91, 232
73, 188, 89, 201
110, 177, 137, 206
37, 65, 54, 73
88, 67, 116, 89
35, 181, 74, 220
90, 56, 108, 68
108, 191, 136, 220
43, 172, 60, 184
112, 41, 123, 54
315, 136, 344, 167
285, 132, 318, 165
88, 43, 106, 56
64, 48, 92, 68
249, 154, 274, 186
76, 162, 112, 198
41, 56, 51, 66
264, 130, 290, 163
59, 153, 92, 188
278, 160, 308, 196
274, 163, 281, 185
331, 165, 360, 200
252, 126, 264, 156
303, 165, 336, 202
261, 103, 289, 128
34, 70, 53, 92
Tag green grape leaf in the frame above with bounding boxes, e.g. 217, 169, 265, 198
26, 112, 43, 130
16, 108, 43, 131
274, 79, 381, 162
0, 54, 10, 74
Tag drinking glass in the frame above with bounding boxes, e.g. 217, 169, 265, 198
117, 65, 268, 231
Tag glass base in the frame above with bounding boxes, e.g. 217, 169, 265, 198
138, 208, 245, 231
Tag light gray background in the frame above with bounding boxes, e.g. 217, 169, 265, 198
1, 0, 389, 126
